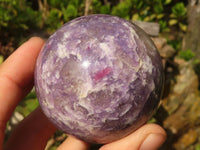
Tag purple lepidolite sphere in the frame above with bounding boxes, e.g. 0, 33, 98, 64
35, 14, 164, 143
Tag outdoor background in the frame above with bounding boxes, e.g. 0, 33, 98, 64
1, 0, 200, 150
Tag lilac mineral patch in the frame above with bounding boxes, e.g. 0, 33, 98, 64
35, 14, 164, 143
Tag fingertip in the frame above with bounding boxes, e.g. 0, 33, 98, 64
28, 36, 45, 43
139, 124, 166, 150
22, 37, 45, 52
99, 123, 166, 150
142, 123, 166, 136
0, 36, 46, 133
139, 133, 166, 150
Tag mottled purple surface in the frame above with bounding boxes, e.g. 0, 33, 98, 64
35, 14, 164, 143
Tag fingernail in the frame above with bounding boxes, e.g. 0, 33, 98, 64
139, 133, 166, 150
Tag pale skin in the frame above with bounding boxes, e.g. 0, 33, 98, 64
0, 37, 166, 150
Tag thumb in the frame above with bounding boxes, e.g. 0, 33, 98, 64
99, 123, 166, 150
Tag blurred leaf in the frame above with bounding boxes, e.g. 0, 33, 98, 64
140, 6, 150, 16
153, 3, 163, 14
143, 13, 156, 21
91, 0, 102, 13
25, 99, 39, 111
24, 90, 37, 100
16, 99, 39, 117
19, 23, 28, 30
167, 39, 181, 51
100, 5, 110, 14
169, 13, 176, 18
194, 59, 200, 64
132, 13, 140, 21
179, 22, 187, 32
178, 49, 196, 61
195, 144, 200, 150
70, 0, 81, 7
45, 8, 63, 32
159, 20, 169, 32
0, 55, 4, 65
47, 0, 67, 7
111, 0, 133, 19
49, 146, 57, 150
148, 117, 157, 123
144, 16, 151, 22
164, 0, 172, 5
156, 13, 164, 19
172, 2, 187, 18
12, 9, 17, 16
62, 4, 78, 22
136, 1, 144, 9
169, 19, 178, 26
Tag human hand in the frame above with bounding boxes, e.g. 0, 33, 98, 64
0, 37, 166, 150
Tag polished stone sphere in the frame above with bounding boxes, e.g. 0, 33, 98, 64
35, 14, 164, 143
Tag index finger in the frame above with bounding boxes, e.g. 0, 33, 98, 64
0, 37, 44, 137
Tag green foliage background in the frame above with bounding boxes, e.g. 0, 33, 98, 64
0, 0, 188, 44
